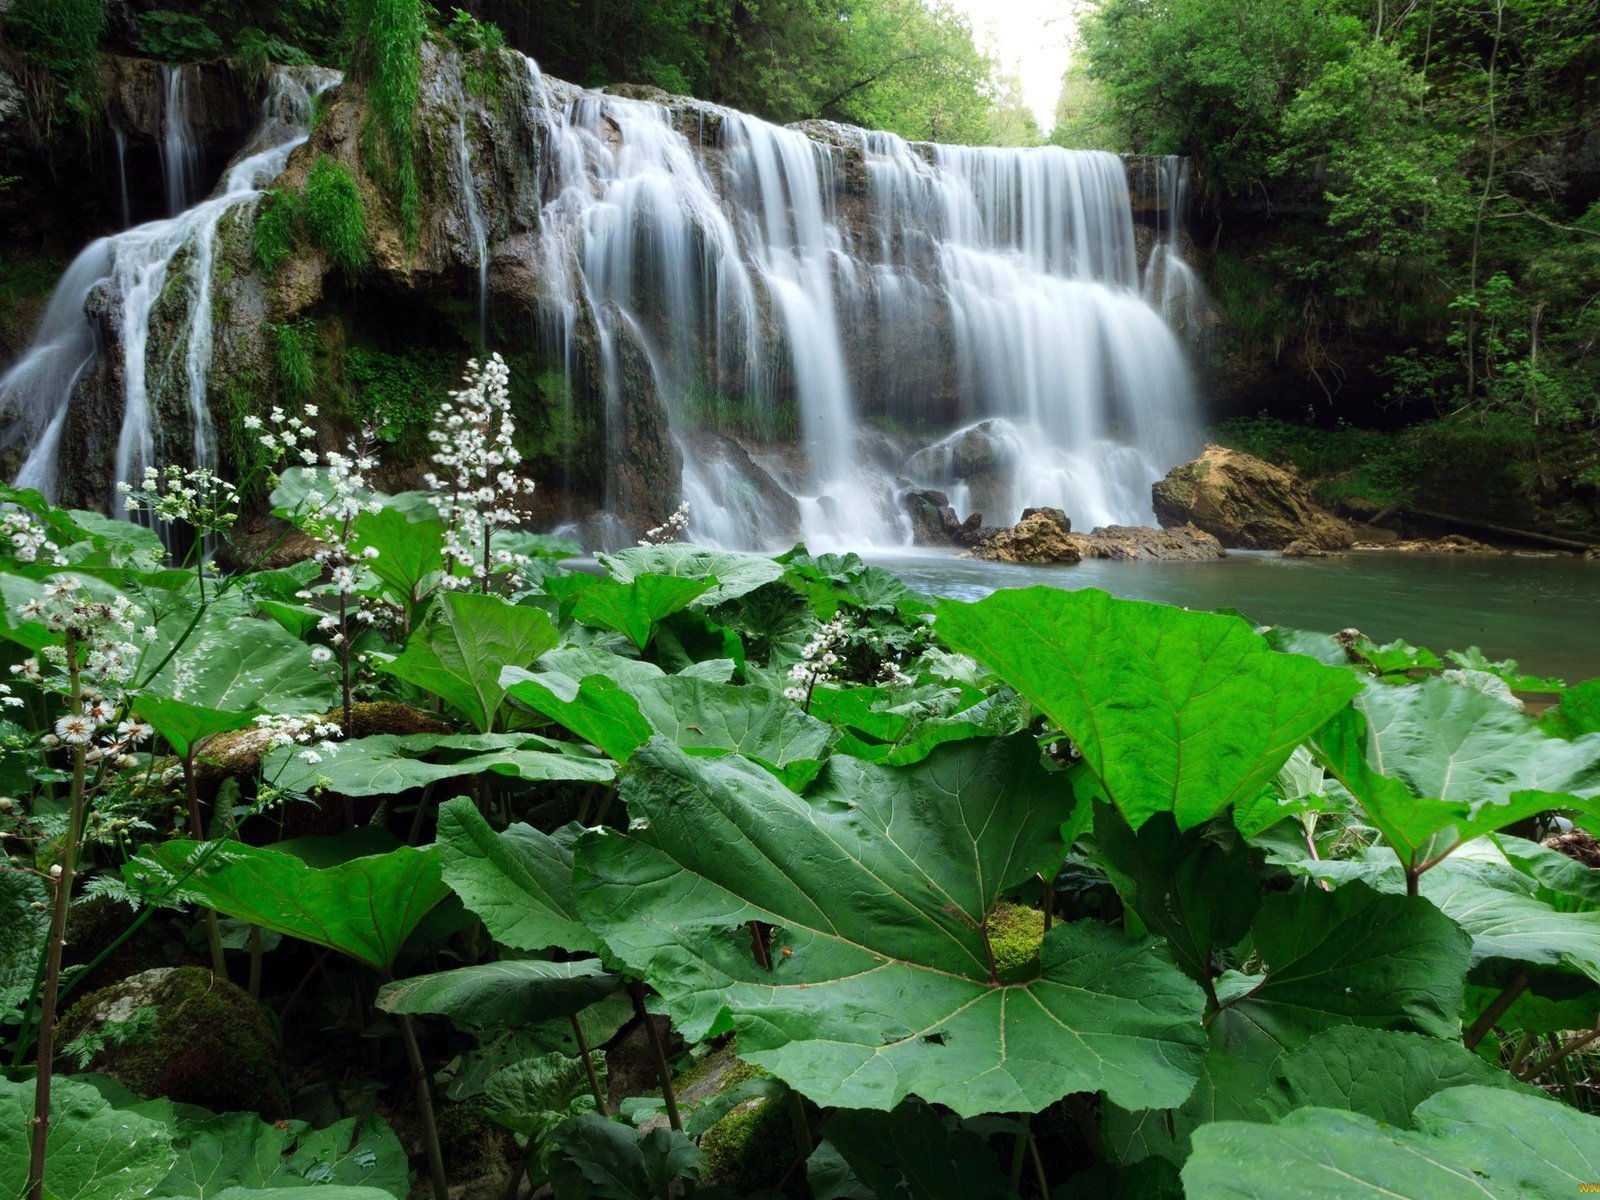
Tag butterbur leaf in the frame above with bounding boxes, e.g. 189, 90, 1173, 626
576, 737, 1207, 1115
571, 575, 713, 650
350, 502, 445, 622
818, 1100, 1008, 1200
598, 544, 783, 606
379, 592, 559, 732
134, 694, 259, 759
128, 840, 448, 969
0, 1074, 174, 1200
1267, 1027, 1538, 1127
437, 796, 599, 953
1541, 678, 1600, 739
546, 1115, 702, 1200
481, 1051, 606, 1137
1314, 677, 1600, 873
376, 960, 620, 1029
1183, 1085, 1600, 1199
157, 1111, 408, 1197
264, 732, 614, 797
937, 588, 1361, 829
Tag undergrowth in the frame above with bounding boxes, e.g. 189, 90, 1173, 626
5, 0, 105, 135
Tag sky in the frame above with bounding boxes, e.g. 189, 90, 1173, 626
948, 0, 1074, 133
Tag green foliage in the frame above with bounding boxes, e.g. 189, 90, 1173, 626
271, 321, 316, 399
0, 1074, 176, 1199
128, 840, 449, 969
252, 189, 300, 274
301, 156, 369, 273
344, 345, 455, 451
348, 0, 424, 243
138, 10, 224, 60
4, 0, 105, 132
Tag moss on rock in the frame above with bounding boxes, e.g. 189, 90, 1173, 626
58, 965, 284, 1115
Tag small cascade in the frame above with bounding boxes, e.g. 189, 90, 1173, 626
1, 68, 340, 511
448, 77, 490, 348
113, 128, 133, 229
160, 65, 203, 216
1142, 155, 1203, 334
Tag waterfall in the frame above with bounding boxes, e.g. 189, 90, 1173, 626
160, 65, 203, 216
520, 58, 1201, 548
447, 75, 490, 349
1, 68, 340, 510
1142, 155, 1203, 335
113, 128, 133, 229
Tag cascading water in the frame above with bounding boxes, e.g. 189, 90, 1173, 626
160, 65, 203, 216
447, 75, 491, 349
0, 67, 340, 511
519, 58, 1201, 548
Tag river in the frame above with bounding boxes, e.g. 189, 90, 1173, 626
869, 549, 1600, 685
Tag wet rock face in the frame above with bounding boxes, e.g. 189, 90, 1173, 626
975, 509, 1082, 564
1152, 443, 1354, 550
900, 487, 984, 546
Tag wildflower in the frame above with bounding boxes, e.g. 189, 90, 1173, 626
53, 714, 98, 744
310, 646, 334, 664
116, 719, 153, 742
639, 501, 691, 546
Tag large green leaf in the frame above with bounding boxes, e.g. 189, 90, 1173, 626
1542, 679, 1600, 739
155, 1111, 407, 1198
937, 588, 1362, 829
546, 1116, 702, 1200
575, 737, 1206, 1115
142, 609, 339, 721
1221, 882, 1471, 1044
571, 575, 713, 651
1419, 857, 1600, 983
1314, 677, 1600, 873
135, 695, 258, 760
598, 545, 784, 607
1267, 1026, 1536, 1127
375, 960, 620, 1030
1183, 1085, 1600, 1199
0, 1074, 174, 1200
504, 665, 834, 777
478, 1050, 606, 1138
817, 1100, 1007, 1200
128, 840, 448, 969
350, 502, 445, 623
437, 797, 599, 953
1093, 807, 1261, 988
264, 732, 614, 797
378, 592, 559, 732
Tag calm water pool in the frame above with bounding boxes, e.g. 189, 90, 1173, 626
867, 548, 1600, 684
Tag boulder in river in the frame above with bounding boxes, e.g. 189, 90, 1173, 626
971, 514, 1223, 564
1152, 444, 1354, 550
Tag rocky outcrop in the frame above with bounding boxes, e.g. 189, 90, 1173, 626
971, 513, 1224, 564
1152, 444, 1354, 550
1351, 534, 1502, 554
1282, 539, 1343, 558
900, 487, 983, 546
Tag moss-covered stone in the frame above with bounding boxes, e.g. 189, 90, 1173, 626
698, 1094, 798, 1195
58, 966, 284, 1115
986, 901, 1045, 983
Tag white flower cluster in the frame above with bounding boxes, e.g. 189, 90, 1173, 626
116, 465, 239, 532
11, 577, 151, 701
784, 615, 848, 703
423, 353, 537, 589
639, 501, 690, 546
1, 507, 68, 566
878, 659, 914, 688
253, 713, 343, 764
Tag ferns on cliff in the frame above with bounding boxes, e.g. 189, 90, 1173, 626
346, 0, 423, 247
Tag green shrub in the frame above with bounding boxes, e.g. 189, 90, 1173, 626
235, 27, 313, 81
136, 10, 223, 60
302, 156, 368, 272
273, 321, 317, 399
348, 0, 424, 245
5, 0, 105, 128
444, 7, 504, 54
345, 345, 453, 451
252, 188, 300, 273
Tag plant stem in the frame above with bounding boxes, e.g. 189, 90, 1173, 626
1516, 1019, 1600, 1082
391, 999, 448, 1200
28, 634, 87, 1200
1007, 1116, 1030, 1196
1464, 970, 1527, 1051
182, 751, 227, 978
1028, 1129, 1049, 1197
629, 982, 681, 1131
247, 926, 264, 1000
786, 1089, 813, 1156
570, 1014, 609, 1115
